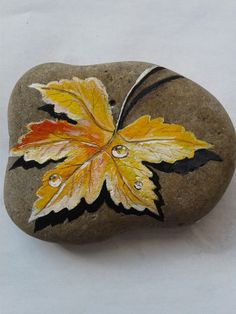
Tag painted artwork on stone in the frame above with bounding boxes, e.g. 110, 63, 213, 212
9, 66, 222, 230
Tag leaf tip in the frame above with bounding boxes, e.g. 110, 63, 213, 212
29, 83, 44, 90
9, 145, 22, 156
28, 210, 37, 223
9, 147, 16, 156
200, 140, 213, 150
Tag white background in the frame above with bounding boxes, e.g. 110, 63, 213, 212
0, 1, 236, 313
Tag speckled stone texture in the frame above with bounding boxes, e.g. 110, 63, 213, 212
4, 61, 236, 243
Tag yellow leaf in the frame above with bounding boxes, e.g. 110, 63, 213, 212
105, 143, 158, 213
11, 74, 214, 222
119, 115, 211, 163
10, 119, 111, 164
30, 152, 107, 221
30, 77, 114, 132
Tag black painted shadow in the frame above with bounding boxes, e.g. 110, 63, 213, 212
148, 149, 222, 175
10, 156, 66, 170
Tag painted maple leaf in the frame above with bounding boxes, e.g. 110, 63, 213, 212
10, 67, 212, 222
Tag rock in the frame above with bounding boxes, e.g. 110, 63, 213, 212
4, 61, 236, 244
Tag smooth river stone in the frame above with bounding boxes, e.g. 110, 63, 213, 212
4, 61, 236, 244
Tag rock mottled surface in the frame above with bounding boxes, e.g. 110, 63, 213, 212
4, 61, 236, 243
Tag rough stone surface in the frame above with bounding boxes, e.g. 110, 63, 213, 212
4, 61, 236, 244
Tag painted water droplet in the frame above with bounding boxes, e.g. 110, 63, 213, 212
134, 181, 143, 190
48, 174, 62, 187
111, 145, 129, 158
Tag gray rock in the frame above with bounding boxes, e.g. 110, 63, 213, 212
4, 61, 236, 244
